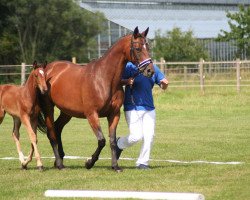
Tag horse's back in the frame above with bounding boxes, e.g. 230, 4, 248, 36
0, 84, 22, 117
46, 61, 83, 76
1, 84, 20, 99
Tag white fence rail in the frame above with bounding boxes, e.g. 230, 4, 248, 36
1, 59, 250, 93
154, 58, 250, 93
0, 63, 32, 85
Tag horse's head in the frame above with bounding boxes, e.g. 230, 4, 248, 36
128, 27, 154, 77
32, 61, 48, 94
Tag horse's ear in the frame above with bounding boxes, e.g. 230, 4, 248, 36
142, 27, 149, 38
133, 26, 139, 38
33, 61, 38, 69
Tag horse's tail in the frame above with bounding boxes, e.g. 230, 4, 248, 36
37, 111, 47, 134
37, 92, 47, 134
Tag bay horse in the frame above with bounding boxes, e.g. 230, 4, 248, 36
38, 27, 154, 172
0, 61, 48, 170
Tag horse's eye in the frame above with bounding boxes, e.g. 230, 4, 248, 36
135, 48, 141, 51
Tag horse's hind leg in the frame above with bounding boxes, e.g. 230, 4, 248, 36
0, 108, 5, 124
54, 112, 72, 160
12, 117, 27, 169
85, 112, 106, 169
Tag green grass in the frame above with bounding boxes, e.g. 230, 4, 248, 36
0, 87, 250, 200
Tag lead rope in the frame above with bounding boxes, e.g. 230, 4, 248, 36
130, 71, 140, 105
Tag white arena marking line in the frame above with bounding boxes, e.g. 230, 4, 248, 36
0, 157, 18, 160
44, 190, 205, 200
0, 156, 244, 165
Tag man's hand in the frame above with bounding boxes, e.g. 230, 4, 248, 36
127, 77, 134, 86
160, 78, 169, 90
121, 77, 134, 86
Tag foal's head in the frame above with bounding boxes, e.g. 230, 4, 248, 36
128, 27, 155, 77
32, 61, 48, 94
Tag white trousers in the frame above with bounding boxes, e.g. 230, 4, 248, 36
117, 110, 156, 166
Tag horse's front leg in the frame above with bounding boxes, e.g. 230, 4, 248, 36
21, 115, 43, 170
108, 112, 123, 172
45, 112, 65, 170
40, 97, 64, 170
85, 112, 106, 169
54, 112, 72, 160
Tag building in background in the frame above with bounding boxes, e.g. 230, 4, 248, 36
79, 0, 250, 61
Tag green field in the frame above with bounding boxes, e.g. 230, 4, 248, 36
0, 86, 250, 200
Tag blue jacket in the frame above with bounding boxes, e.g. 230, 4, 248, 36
122, 62, 166, 111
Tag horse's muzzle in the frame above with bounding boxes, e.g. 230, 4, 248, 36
40, 86, 48, 94
146, 68, 155, 77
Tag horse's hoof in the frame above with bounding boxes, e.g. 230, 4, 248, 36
85, 159, 94, 169
112, 166, 123, 172
37, 166, 44, 171
54, 160, 65, 170
21, 165, 28, 170
54, 161, 57, 168
58, 164, 65, 170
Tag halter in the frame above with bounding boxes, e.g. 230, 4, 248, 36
130, 35, 152, 75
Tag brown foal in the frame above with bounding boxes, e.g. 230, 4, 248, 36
0, 61, 47, 170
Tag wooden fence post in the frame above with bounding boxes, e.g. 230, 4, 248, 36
72, 57, 76, 64
160, 57, 165, 74
21, 62, 26, 85
236, 58, 241, 93
184, 66, 187, 86
199, 58, 204, 94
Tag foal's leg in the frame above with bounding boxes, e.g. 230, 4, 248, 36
24, 117, 42, 169
0, 108, 5, 124
21, 115, 43, 170
22, 144, 34, 168
12, 117, 27, 169
85, 112, 106, 169
54, 112, 72, 160
107, 112, 122, 172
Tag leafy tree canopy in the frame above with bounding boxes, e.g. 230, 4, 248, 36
153, 27, 209, 62
0, 0, 106, 64
217, 5, 250, 59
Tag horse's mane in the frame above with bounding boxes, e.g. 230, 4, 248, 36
100, 33, 132, 58
85, 33, 132, 66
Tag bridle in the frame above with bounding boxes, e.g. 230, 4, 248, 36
129, 35, 153, 105
130, 34, 153, 75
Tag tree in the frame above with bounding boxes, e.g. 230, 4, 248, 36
0, 2, 19, 64
0, 0, 106, 64
217, 5, 250, 59
153, 27, 209, 62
